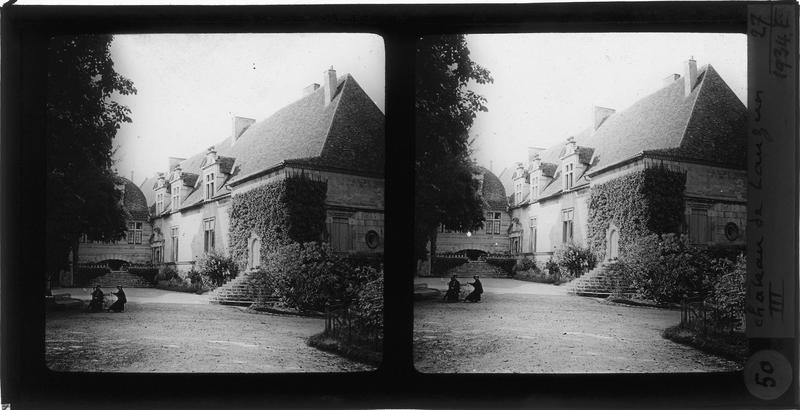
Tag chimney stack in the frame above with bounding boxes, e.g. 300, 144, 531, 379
130, 170, 134, 182
684, 57, 698, 97
206, 146, 217, 165
323, 66, 337, 106
303, 83, 320, 96
231, 116, 256, 145
593, 106, 615, 131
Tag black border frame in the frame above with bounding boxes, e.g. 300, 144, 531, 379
2, 2, 797, 409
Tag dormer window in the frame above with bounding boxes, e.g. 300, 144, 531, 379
531, 176, 539, 199
171, 185, 181, 211
564, 162, 575, 190
156, 192, 164, 214
514, 180, 523, 205
205, 172, 215, 200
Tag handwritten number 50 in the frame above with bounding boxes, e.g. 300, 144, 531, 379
755, 361, 776, 387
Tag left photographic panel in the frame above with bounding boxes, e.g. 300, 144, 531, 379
45, 33, 385, 373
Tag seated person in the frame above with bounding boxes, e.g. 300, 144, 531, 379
464, 275, 483, 303
444, 275, 461, 302
88, 285, 104, 312
108, 286, 127, 312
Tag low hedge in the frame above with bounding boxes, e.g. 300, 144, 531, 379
431, 257, 468, 275
128, 265, 158, 284
74, 266, 110, 286
486, 258, 516, 276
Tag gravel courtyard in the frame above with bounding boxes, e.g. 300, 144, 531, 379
414, 278, 741, 373
46, 289, 373, 373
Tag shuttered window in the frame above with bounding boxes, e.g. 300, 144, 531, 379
331, 217, 352, 252
689, 208, 711, 243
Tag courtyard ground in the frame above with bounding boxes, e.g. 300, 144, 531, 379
46, 288, 373, 372
414, 278, 742, 373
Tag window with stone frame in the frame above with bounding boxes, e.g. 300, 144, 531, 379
170, 226, 179, 262
156, 192, 164, 214
514, 180, 523, 205
205, 172, 215, 200
529, 217, 537, 252
171, 185, 181, 210
127, 221, 143, 244
203, 218, 215, 252
531, 176, 539, 200
485, 212, 501, 235
562, 208, 574, 243
563, 162, 575, 190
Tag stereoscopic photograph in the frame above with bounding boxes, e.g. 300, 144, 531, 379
45, 33, 385, 372
413, 33, 748, 373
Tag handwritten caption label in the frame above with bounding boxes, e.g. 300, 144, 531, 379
745, 4, 797, 339
744, 350, 793, 400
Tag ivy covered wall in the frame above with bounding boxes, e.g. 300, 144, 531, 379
228, 175, 328, 269
587, 165, 686, 260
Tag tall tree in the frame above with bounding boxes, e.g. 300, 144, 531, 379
46, 35, 137, 285
415, 35, 493, 267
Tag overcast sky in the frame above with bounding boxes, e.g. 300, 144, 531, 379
109, 33, 385, 185
465, 33, 747, 175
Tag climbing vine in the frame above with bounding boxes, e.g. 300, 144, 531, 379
587, 165, 686, 260
228, 175, 327, 269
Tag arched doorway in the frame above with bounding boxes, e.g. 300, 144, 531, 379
248, 234, 261, 270
606, 224, 619, 261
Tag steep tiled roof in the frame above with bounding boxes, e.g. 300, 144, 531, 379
115, 176, 150, 220
477, 166, 508, 210
227, 74, 384, 183
148, 72, 384, 213
527, 64, 745, 202
139, 176, 158, 207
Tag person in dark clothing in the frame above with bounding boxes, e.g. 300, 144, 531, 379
464, 275, 483, 302
88, 285, 105, 312
444, 275, 461, 302
108, 286, 127, 312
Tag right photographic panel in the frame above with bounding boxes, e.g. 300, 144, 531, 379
414, 33, 747, 373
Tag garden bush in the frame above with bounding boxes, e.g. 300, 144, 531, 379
554, 242, 597, 278
707, 254, 746, 333
545, 258, 560, 277
155, 264, 179, 282
195, 251, 239, 289
251, 242, 382, 312
432, 256, 468, 275
351, 271, 384, 343
615, 233, 716, 303
514, 267, 567, 284
486, 257, 516, 275
155, 276, 204, 294
511, 256, 536, 275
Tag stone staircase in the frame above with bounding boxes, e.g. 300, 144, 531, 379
438, 260, 510, 278
207, 271, 259, 306
565, 261, 637, 298
88, 270, 153, 288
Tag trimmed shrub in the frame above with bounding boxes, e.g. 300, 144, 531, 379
195, 251, 239, 289
432, 256, 468, 275
587, 165, 686, 261
554, 242, 597, 278
156, 276, 203, 294
514, 267, 567, 284
228, 175, 327, 270
486, 257, 516, 276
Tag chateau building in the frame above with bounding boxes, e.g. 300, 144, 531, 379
435, 166, 511, 258
507, 59, 746, 264
74, 176, 153, 269
141, 67, 385, 273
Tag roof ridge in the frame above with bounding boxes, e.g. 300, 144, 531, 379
677, 64, 711, 148
318, 74, 350, 151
